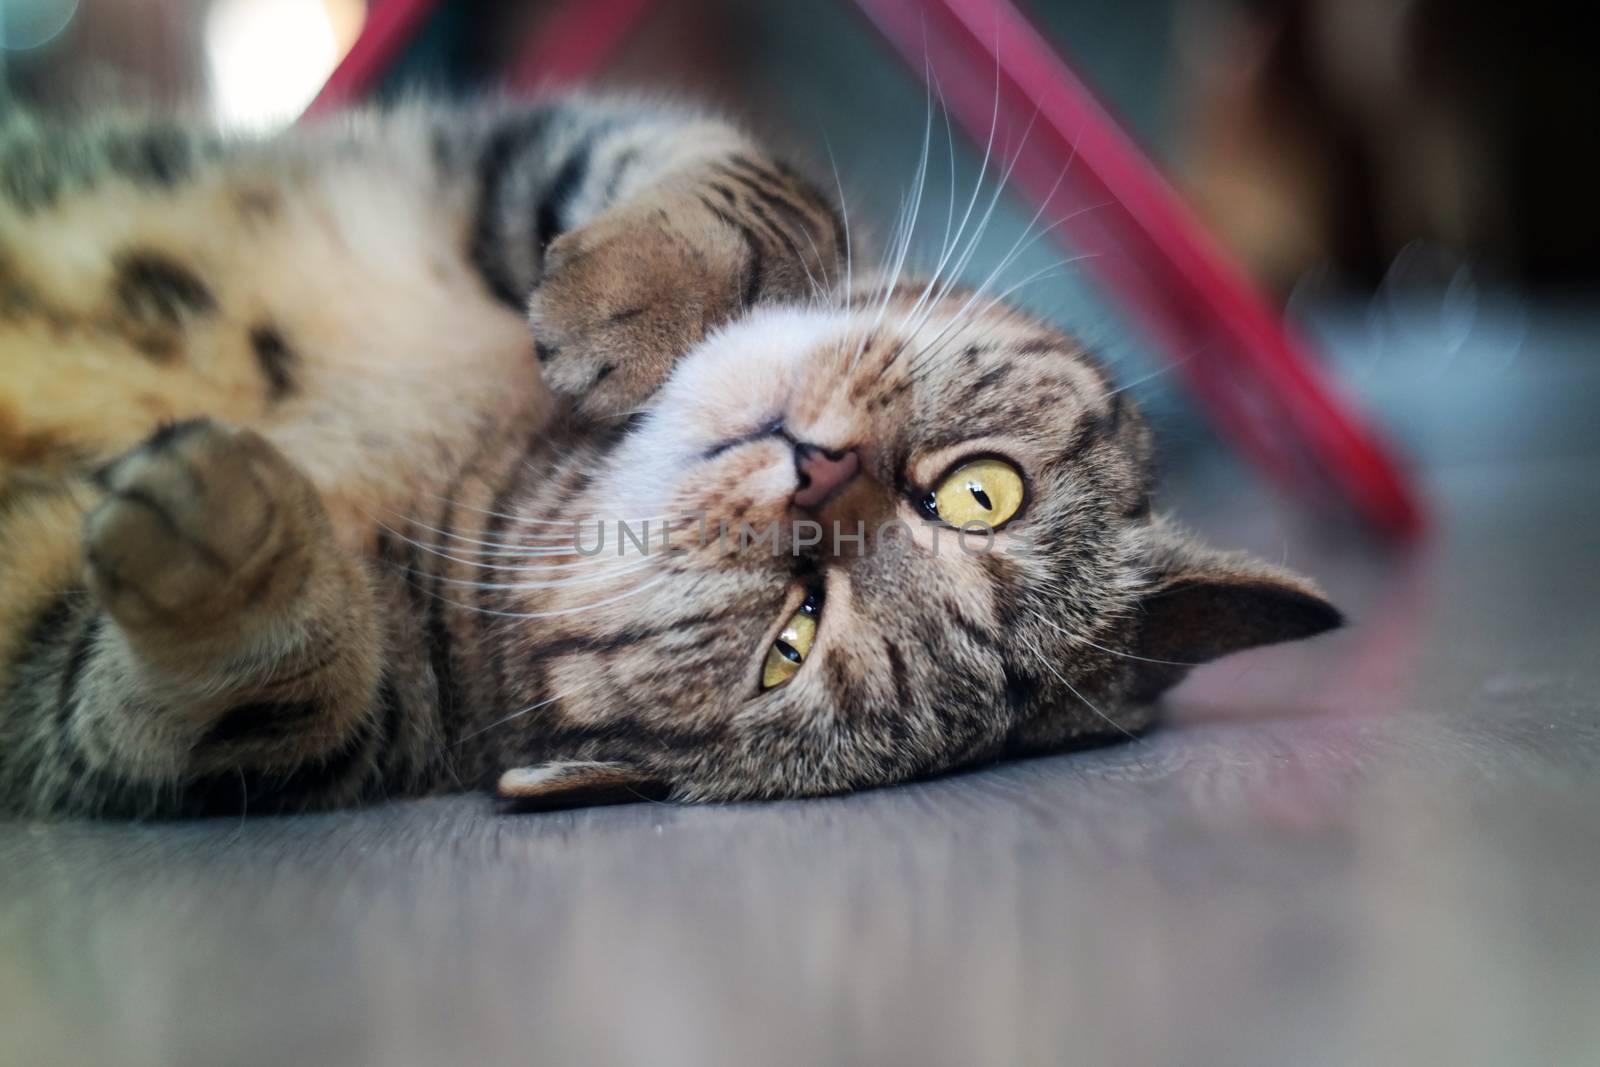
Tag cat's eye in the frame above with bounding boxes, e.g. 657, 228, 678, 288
761, 591, 821, 690
922, 457, 1026, 529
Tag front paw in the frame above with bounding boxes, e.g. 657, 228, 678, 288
84, 419, 318, 631
527, 201, 747, 420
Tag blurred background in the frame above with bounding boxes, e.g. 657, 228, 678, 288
4, 0, 1597, 520
7, 0, 1598, 284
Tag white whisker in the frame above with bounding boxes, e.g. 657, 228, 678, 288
822, 131, 854, 314
891, 77, 1012, 356
382, 512, 678, 557
901, 250, 1100, 377
1030, 610, 1199, 668
377, 518, 594, 557
1104, 341, 1213, 399
432, 553, 660, 592
1023, 634, 1137, 740
416, 490, 666, 528
442, 570, 675, 621
453, 680, 609, 745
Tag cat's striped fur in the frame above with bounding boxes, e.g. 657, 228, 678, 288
0, 95, 1339, 818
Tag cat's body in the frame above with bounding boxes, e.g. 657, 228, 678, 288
0, 96, 1338, 818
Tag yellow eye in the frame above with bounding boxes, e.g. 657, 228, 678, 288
929, 457, 1026, 529
761, 594, 821, 689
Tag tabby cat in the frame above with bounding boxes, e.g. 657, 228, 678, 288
0, 95, 1339, 818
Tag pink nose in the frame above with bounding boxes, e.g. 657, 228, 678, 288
792, 443, 861, 510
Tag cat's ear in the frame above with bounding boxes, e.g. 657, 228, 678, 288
1126, 521, 1343, 701
496, 760, 671, 810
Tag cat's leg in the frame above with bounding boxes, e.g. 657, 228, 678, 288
527, 155, 847, 420
0, 419, 387, 817
465, 101, 848, 421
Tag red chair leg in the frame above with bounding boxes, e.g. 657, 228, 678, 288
305, 0, 440, 116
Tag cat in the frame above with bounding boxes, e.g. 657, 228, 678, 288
0, 94, 1340, 818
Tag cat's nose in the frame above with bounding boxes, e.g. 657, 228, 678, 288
792, 442, 861, 510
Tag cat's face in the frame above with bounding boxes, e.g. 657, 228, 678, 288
494, 285, 1340, 807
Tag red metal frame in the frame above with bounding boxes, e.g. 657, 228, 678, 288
304, 0, 437, 116
505, 0, 661, 92
308, 0, 1424, 538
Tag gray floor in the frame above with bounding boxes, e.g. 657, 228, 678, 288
3, 304, 1598, 1067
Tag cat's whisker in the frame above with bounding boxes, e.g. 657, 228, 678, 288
821, 132, 854, 315
891, 63, 1094, 358
897, 248, 1067, 381
917, 190, 1112, 358
921, 160, 1094, 363
891, 120, 1106, 379
374, 518, 642, 563
510, 523, 680, 547
901, 74, 1016, 333
373, 536, 593, 579
404, 537, 662, 572
788, 179, 845, 307
451, 680, 609, 745
869, 72, 963, 366
378, 520, 586, 556
1022, 635, 1138, 741
1029, 610, 1201, 668
442, 489, 671, 530
900, 164, 1113, 374
390, 541, 673, 632
449, 570, 675, 621
901, 253, 1097, 378
879, 107, 1048, 375
771, 196, 830, 308
864, 83, 936, 343
903, 155, 1102, 360
428, 553, 629, 574
857, 56, 1001, 372
852, 53, 946, 368
408, 491, 605, 526
389, 508, 675, 548
942, 252, 1087, 333
930, 72, 960, 302
433, 553, 659, 592
918, 39, 1005, 310
1101, 341, 1212, 399
418, 497, 667, 528
938, 79, 962, 274
430, 524, 621, 549
912, 103, 1041, 325
877, 122, 987, 364
375, 505, 676, 558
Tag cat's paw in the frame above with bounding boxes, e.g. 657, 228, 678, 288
84, 419, 320, 633
527, 197, 749, 421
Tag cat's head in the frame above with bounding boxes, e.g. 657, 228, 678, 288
493, 284, 1340, 808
